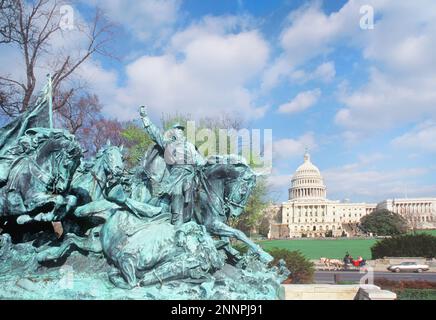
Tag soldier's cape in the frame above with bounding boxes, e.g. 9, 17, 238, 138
0, 81, 51, 155
0, 79, 51, 183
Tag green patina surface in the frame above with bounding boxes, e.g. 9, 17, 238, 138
0, 78, 288, 300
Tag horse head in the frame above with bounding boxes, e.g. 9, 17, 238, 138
93, 143, 125, 183
204, 154, 257, 219
224, 163, 257, 218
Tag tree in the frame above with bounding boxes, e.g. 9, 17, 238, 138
230, 176, 269, 236
0, 0, 116, 118
121, 122, 152, 168
268, 249, 315, 284
56, 91, 101, 135
83, 118, 124, 156
258, 215, 271, 238
371, 234, 436, 259
402, 206, 425, 234
360, 209, 408, 236
123, 112, 269, 236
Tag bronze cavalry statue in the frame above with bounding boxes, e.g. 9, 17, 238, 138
0, 77, 288, 299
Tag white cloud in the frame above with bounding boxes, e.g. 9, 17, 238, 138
261, 1, 359, 90
290, 61, 336, 84
107, 16, 270, 121
313, 62, 336, 83
272, 132, 316, 160
323, 164, 433, 202
266, 172, 291, 195
392, 121, 436, 153
334, 1, 436, 136
259, 0, 436, 141
278, 89, 321, 114
85, 0, 181, 42
336, 67, 436, 132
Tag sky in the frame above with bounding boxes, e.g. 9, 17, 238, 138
1, 0, 436, 204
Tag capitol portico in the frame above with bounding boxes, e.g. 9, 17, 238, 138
267, 152, 436, 239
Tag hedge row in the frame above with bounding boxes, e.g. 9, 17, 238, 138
371, 234, 436, 259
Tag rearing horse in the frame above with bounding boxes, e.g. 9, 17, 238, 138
195, 155, 273, 263
69, 143, 125, 217
37, 143, 165, 262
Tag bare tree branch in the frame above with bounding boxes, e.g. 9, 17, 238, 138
0, 0, 117, 117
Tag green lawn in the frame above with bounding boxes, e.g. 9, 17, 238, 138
257, 229, 436, 260
258, 238, 377, 260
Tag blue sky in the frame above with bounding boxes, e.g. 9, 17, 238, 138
2, 0, 436, 203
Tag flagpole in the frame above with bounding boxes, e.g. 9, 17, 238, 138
47, 74, 53, 129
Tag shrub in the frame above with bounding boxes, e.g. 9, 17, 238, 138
375, 279, 436, 300
375, 278, 436, 290
267, 248, 315, 284
371, 233, 436, 259
396, 289, 436, 300
360, 209, 408, 236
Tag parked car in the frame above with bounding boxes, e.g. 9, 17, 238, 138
387, 261, 430, 273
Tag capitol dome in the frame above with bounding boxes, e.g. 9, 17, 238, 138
289, 152, 326, 200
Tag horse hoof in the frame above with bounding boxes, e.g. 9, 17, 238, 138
16, 215, 32, 225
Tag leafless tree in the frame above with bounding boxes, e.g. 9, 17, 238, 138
0, 0, 116, 117
0, 0, 15, 44
56, 90, 101, 134
82, 118, 124, 156
402, 207, 420, 234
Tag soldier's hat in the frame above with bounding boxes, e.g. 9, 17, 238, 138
172, 123, 185, 130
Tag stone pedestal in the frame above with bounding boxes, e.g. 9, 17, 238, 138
282, 284, 397, 300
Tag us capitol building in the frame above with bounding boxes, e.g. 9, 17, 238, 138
267, 152, 436, 238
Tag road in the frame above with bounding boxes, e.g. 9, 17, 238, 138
315, 271, 436, 284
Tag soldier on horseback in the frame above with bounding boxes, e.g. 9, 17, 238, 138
139, 106, 206, 226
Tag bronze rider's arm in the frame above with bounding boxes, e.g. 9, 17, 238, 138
139, 106, 167, 150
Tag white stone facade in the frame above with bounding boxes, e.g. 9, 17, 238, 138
377, 198, 436, 229
267, 152, 436, 239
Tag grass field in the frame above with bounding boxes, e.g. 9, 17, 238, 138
258, 238, 377, 260
258, 229, 436, 260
